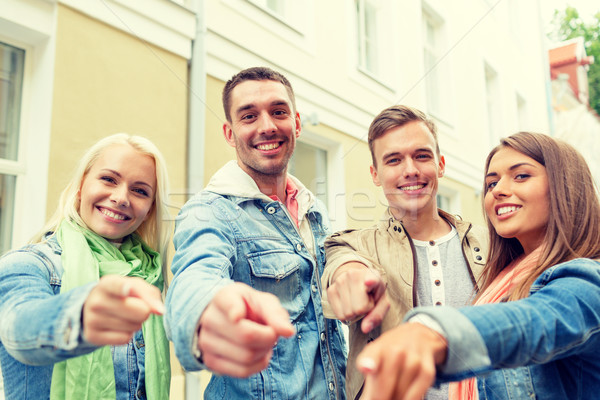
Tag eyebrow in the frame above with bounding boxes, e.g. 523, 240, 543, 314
485, 162, 536, 178
234, 100, 291, 116
100, 168, 154, 189
382, 148, 433, 160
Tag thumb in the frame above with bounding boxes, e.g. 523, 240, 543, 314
363, 271, 385, 299
244, 292, 295, 338
122, 278, 165, 315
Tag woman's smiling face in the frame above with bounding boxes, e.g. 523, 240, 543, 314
78, 144, 156, 241
484, 146, 550, 254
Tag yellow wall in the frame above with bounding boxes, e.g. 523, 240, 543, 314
203, 75, 236, 185
48, 5, 188, 218
48, 6, 189, 397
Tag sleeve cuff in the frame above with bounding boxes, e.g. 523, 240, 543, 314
405, 307, 492, 379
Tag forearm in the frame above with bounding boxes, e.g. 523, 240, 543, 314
0, 282, 98, 365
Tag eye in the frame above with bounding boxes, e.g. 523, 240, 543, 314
485, 181, 497, 191
240, 113, 256, 121
515, 173, 531, 180
132, 187, 150, 197
273, 109, 288, 117
416, 153, 432, 160
100, 176, 117, 184
386, 157, 400, 165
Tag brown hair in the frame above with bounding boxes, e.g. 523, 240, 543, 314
368, 105, 439, 166
478, 132, 600, 301
222, 66, 296, 122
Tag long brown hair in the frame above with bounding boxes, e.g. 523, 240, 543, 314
477, 132, 600, 301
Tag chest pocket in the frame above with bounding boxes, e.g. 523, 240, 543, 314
247, 249, 304, 322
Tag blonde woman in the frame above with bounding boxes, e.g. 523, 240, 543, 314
0, 133, 171, 399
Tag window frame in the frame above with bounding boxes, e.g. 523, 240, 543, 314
0, 1, 56, 249
292, 127, 347, 231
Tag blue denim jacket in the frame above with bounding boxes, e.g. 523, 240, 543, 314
407, 258, 600, 399
165, 162, 347, 400
0, 236, 147, 400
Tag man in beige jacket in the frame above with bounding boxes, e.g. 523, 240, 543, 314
321, 105, 488, 400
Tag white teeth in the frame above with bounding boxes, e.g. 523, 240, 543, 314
257, 143, 280, 150
401, 184, 425, 191
497, 206, 520, 216
101, 208, 126, 220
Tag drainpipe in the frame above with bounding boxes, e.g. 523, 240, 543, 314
184, 0, 206, 394
537, 0, 556, 136
187, 0, 207, 195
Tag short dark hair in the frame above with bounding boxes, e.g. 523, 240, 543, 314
368, 105, 439, 166
222, 66, 296, 122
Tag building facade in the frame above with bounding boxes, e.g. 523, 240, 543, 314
1, 0, 552, 399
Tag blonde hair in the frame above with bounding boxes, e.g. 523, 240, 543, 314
32, 133, 172, 268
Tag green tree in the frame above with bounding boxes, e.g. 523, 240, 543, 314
549, 6, 600, 116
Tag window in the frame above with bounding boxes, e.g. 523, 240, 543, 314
289, 141, 329, 207
484, 62, 501, 146
436, 187, 459, 215
356, 0, 379, 75
249, 0, 286, 18
516, 93, 528, 131
422, 9, 445, 117
0, 41, 25, 253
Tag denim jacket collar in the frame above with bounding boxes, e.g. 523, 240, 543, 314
205, 160, 316, 223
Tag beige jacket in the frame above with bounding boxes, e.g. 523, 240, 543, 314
321, 209, 488, 400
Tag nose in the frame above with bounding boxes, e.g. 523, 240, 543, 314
403, 158, 419, 177
257, 111, 277, 134
110, 185, 130, 207
491, 178, 510, 199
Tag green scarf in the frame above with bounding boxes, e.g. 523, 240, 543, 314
50, 220, 170, 400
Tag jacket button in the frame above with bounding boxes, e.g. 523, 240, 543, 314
474, 247, 480, 252
432, 260, 438, 266
476, 255, 482, 261
320, 332, 326, 341
267, 206, 276, 214
329, 383, 334, 391
311, 284, 317, 292
435, 279, 441, 286
393, 226, 398, 231
296, 243, 302, 252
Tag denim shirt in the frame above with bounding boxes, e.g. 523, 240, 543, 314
0, 236, 147, 400
407, 258, 600, 399
165, 163, 347, 400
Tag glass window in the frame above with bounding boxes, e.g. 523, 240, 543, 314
423, 11, 442, 116
356, 0, 379, 75
289, 141, 328, 207
484, 63, 501, 146
0, 41, 25, 254
516, 93, 528, 131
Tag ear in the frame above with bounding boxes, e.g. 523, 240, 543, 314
370, 164, 381, 186
295, 112, 302, 138
438, 155, 446, 178
223, 122, 236, 148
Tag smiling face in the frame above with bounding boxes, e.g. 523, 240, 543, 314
78, 144, 156, 241
370, 121, 445, 220
223, 79, 301, 184
484, 146, 550, 254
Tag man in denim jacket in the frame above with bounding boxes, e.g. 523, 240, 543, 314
165, 67, 347, 399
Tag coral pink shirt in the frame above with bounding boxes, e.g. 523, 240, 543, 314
268, 177, 299, 228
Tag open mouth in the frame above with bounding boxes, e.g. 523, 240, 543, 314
400, 183, 426, 191
98, 207, 130, 221
255, 141, 282, 151
496, 205, 521, 216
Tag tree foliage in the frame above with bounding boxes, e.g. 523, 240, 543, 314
548, 6, 600, 115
